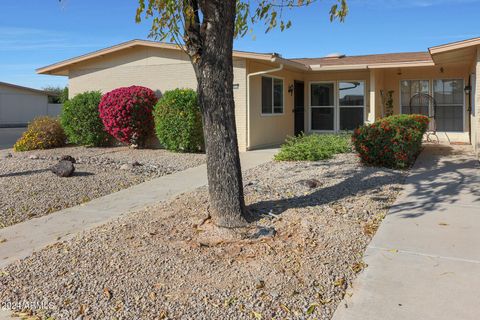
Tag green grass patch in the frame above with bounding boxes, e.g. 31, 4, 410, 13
274, 133, 351, 161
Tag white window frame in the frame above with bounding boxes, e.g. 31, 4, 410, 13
261, 75, 285, 116
399, 78, 466, 132
309, 80, 366, 133
338, 80, 366, 132
399, 79, 431, 115
309, 81, 337, 132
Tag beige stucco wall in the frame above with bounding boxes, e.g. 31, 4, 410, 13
247, 60, 305, 149
0, 84, 51, 126
68, 46, 248, 150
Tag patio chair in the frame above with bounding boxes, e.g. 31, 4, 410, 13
409, 92, 439, 143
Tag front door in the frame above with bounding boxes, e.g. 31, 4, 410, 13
294, 81, 305, 135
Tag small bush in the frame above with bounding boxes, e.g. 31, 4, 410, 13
352, 114, 429, 169
61, 91, 111, 147
274, 133, 351, 161
154, 89, 204, 152
14, 116, 66, 152
99, 86, 158, 147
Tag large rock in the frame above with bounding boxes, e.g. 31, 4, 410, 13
51, 160, 75, 177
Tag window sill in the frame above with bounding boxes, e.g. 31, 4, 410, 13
260, 112, 285, 117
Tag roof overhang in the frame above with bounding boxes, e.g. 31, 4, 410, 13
0, 81, 51, 95
36, 39, 308, 75
429, 37, 480, 65
309, 60, 434, 71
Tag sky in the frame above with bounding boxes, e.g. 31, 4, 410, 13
1, 0, 479, 89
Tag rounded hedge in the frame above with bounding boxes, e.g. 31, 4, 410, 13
99, 86, 158, 147
352, 114, 429, 169
61, 91, 111, 147
14, 116, 66, 152
154, 89, 204, 152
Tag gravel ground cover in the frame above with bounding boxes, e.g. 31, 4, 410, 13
0, 153, 406, 319
0, 146, 205, 228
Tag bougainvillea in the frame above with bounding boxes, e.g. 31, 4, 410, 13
352, 114, 429, 169
99, 86, 158, 147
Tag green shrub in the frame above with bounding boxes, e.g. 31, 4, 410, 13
352, 114, 429, 169
61, 91, 111, 147
154, 89, 204, 152
274, 133, 351, 161
14, 116, 66, 152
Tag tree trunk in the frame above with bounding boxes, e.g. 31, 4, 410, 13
191, 0, 247, 228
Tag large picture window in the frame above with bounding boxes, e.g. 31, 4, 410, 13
261, 76, 284, 114
310, 82, 335, 131
400, 80, 429, 115
339, 81, 365, 130
433, 79, 464, 132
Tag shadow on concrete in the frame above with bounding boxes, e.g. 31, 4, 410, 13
387, 144, 480, 218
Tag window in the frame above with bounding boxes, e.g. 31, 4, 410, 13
310, 82, 335, 131
261, 76, 284, 114
339, 81, 365, 130
433, 79, 464, 132
400, 80, 429, 115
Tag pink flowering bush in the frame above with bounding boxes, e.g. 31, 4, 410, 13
99, 86, 158, 147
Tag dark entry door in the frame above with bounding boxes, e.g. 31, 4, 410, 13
294, 81, 305, 136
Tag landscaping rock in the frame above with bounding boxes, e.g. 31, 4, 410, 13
297, 178, 322, 189
50, 160, 75, 177
60, 155, 76, 163
2, 153, 12, 159
120, 164, 132, 170
29, 154, 39, 160
131, 161, 142, 167
0, 152, 406, 319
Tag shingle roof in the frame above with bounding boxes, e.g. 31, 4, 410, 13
291, 52, 433, 67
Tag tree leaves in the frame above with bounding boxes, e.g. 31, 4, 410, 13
136, 0, 349, 50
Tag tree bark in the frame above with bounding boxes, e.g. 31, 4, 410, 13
188, 0, 248, 228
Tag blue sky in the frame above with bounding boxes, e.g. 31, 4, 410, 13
1, 0, 479, 89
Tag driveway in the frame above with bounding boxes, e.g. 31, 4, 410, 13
333, 144, 480, 320
0, 127, 25, 150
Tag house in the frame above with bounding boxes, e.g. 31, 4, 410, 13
0, 81, 62, 127
37, 37, 480, 157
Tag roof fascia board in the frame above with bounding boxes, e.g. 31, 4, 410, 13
429, 38, 480, 55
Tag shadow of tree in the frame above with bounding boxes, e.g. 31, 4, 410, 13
247, 144, 480, 222
388, 144, 480, 218
0, 169, 49, 178
247, 163, 405, 222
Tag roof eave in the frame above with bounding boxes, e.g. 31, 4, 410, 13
429, 37, 480, 55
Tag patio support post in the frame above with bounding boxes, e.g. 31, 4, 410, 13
474, 47, 480, 157
368, 69, 376, 123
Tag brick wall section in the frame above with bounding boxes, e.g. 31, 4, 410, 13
68, 47, 248, 151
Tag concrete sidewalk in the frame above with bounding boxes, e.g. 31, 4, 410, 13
333, 144, 480, 320
0, 148, 277, 269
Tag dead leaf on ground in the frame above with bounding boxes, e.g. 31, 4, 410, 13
306, 303, 319, 315
103, 287, 112, 300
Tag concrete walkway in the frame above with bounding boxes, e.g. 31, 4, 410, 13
0, 148, 277, 269
333, 144, 480, 320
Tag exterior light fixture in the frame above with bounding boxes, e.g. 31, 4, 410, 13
464, 85, 472, 95
288, 84, 294, 96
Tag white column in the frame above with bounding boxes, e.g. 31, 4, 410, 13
474, 47, 480, 157
368, 70, 376, 123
